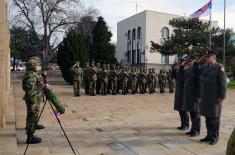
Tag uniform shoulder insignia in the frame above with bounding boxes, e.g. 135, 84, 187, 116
219, 64, 225, 72
221, 67, 225, 72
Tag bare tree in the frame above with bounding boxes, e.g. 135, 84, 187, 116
10, 0, 81, 67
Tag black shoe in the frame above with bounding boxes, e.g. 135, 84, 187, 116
26, 135, 42, 144
185, 131, 193, 135
190, 131, 200, 137
209, 139, 218, 145
36, 124, 45, 130
177, 126, 188, 130
200, 136, 211, 142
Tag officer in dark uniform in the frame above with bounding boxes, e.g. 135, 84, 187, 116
199, 53, 227, 145
181, 57, 201, 137
173, 59, 189, 130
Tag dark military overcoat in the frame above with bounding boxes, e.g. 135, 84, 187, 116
182, 64, 200, 112
174, 65, 185, 111
200, 63, 227, 117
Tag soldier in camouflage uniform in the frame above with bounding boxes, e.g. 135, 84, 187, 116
106, 64, 111, 94
96, 63, 102, 94
130, 67, 138, 94
71, 61, 83, 96
116, 66, 121, 94
83, 63, 90, 95
138, 68, 147, 94
147, 68, 155, 94
110, 64, 118, 95
22, 56, 45, 144
144, 68, 148, 93
167, 69, 174, 93
152, 69, 157, 92
158, 70, 166, 93
120, 67, 129, 95
99, 64, 108, 95
89, 61, 97, 96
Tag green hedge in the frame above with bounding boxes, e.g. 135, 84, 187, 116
228, 80, 235, 89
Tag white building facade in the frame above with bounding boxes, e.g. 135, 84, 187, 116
117, 10, 217, 70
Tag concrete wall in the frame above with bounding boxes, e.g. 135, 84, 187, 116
0, 0, 10, 128
117, 11, 147, 65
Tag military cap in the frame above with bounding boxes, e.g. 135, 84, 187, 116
26, 56, 41, 71
75, 61, 80, 65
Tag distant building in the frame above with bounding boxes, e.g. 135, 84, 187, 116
117, 10, 218, 70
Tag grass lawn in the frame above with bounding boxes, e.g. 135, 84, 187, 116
228, 80, 235, 89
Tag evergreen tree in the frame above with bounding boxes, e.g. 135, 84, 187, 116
57, 32, 88, 83
91, 16, 116, 63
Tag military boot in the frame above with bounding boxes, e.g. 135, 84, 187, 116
26, 135, 42, 144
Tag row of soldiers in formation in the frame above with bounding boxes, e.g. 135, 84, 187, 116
70, 62, 175, 96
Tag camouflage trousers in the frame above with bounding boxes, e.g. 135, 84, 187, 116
138, 80, 146, 94
148, 81, 154, 94
84, 78, 89, 95
131, 80, 137, 94
73, 80, 81, 96
121, 80, 128, 94
89, 80, 96, 96
168, 81, 174, 93
110, 79, 117, 95
26, 101, 40, 135
159, 82, 165, 93
100, 79, 108, 95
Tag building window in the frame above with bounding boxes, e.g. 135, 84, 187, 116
137, 27, 141, 39
161, 27, 170, 64
161, 27, 169, 39
132, 29, 136, 40
127, 30, 131, 40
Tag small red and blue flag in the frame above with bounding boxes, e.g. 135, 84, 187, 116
189, 0, 212, 20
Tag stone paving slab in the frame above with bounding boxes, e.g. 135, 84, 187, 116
10, 83, 235, 155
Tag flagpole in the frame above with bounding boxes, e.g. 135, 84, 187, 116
223, 0, 226, 65
209, 12, 212, 50
209, 1, 212, 50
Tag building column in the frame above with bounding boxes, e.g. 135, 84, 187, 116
0, 0, 10, 128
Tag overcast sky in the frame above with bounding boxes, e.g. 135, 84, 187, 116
81, 0, 235, 42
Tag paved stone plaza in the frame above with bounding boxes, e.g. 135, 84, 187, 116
1, 81, 235, 155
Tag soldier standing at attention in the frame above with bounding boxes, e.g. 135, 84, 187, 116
71, 61, 83, 96
110, 64, 118, 95
173, 59, 189, 130
167, 69, 174, 93
199, 53, 227, 145
152, 69, 157, 92
138, 68, 147, 94
89, 61, 97, 96
22, 56, 45, 144
100, 64, 108, 95
106, 64, 111, 94
181, 57, 201, 137
83, 63, 90, 95
96, 63, 102, 94
130, 67, 138, 94
158, 70, 166, 93
120, 67, 129, 95
147, 68, 154, 94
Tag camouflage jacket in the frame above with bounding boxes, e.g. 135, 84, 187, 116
71, 67, 83, 81
22, 71, 44, 104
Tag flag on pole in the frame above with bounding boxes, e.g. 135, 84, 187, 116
54, 112, 61, 125
189, 0, 212, 19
